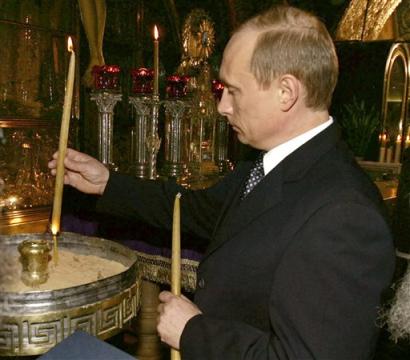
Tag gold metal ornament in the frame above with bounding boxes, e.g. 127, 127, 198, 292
336, 0, 401, 40
182, 9, 215, 64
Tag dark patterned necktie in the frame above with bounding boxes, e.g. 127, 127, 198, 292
241, 152, 265, 199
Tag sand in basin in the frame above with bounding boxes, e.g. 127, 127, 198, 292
0, 249, 127, 293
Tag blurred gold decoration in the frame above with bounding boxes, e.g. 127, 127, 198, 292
176, 9, 218, 182
179, 9, 215, 72
78, 0, 106, 87
0, 128, 57, 212
336, 0, 402, 40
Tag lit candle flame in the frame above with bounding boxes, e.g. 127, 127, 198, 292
154, 25, 159, 40
153, 25, 160, 97
67, 36, 73, 52
51, 224, 58, 236
8, 196, 18, 205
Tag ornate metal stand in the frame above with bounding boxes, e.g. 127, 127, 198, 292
129, 96, 151, 178
90, 91, 122, 171
128, 95, 161, 180
147, 95, 161, 180
215, 115, 232, 174
162, 99, 188, 178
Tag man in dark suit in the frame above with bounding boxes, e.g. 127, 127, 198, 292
49, 5, 395, 359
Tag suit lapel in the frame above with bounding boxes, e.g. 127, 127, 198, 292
209, 162, 252, 239
204, 164, 284, 258
202, 122, 341, 260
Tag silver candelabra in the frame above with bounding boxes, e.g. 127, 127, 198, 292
129, 95, 161, 179
90, 91, 122, 171
162, 99, 189, 178
129, 96, 151, 178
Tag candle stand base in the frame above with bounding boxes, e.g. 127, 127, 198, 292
106, 162, 119, 172
216, 159, 234, 175
128, 163, 149, 179
161, 163, 188, 179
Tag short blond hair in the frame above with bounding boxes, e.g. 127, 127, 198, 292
238, 5, 338, 110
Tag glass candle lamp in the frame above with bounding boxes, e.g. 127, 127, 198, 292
166, 75, 190, 99
128, 68, 158, 178
92, 65, 121, 90
211, 79, 224, 101
131, 67, 154, 95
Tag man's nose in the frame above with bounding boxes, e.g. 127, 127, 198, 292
217, 88, 233, 117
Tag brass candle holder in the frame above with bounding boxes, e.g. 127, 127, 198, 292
18, 239, 51, 287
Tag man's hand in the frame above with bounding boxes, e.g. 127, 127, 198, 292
157, 291, 202, 350
48, 148, 109, 195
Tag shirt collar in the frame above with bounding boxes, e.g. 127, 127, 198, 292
263, 117, 334, 176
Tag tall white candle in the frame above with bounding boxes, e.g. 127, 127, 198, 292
386, 147, 393, 163
51, 36, 75, 241
394, 134, 402, 163
171, 192, 181, 360
406, 135, 410, 149
171, 192, 181, 296
378, 133, 387, 163
378, 146, 386, 163
153, 25, 159, 96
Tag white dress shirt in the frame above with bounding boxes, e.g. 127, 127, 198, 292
263, 117, 333, 176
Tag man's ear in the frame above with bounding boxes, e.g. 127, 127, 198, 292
277, 74, 299, 111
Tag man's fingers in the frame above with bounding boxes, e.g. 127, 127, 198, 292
66, 148, 93, 162
51, 148, 90, 164
48, 159, 57, 170
159, 291, 174, 303
157, 303, 164, 314
65, 171, 91, 188
64, 156, 90, 173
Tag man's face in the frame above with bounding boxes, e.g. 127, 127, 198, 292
218, 30, 283, 150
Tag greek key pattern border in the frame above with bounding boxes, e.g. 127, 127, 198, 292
0, 281, 140, 356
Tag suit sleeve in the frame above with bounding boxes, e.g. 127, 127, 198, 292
180, 201, 395, 359
96, 168, 244, 240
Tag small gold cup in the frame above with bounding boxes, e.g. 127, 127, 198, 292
18, 240, 51, 287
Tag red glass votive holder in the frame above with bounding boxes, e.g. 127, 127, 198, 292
211, 79, 224, 101
92, 65, 121, 90
166, 75, 190, 99
131, 68, 154, 95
